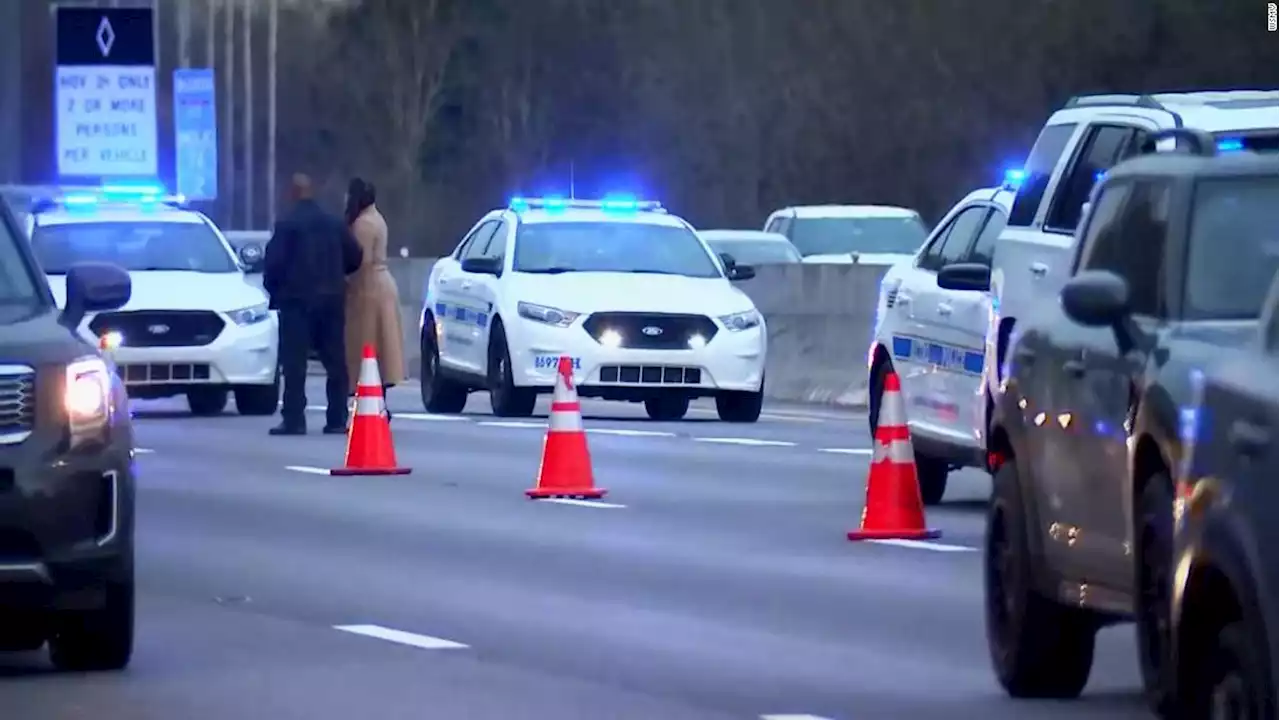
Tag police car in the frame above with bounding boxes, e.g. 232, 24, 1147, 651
419, 197, 767, 422
26, 185, 279, 416
867, 185, 1013, 505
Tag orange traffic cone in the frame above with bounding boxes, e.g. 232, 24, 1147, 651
331, 345, 410, 476
847, 371, 940, 541
526, 356, 606, 500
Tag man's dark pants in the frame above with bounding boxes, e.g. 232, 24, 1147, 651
277, 296, 348, 429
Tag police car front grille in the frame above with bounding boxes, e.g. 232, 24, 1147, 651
598, 365, 702, 385
0, 369, 36, 441
582, 313, 718, 350
89, 311, 225, 348
119, 363, 212, 384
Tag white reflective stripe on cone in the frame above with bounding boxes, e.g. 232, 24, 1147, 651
358, 357, 382, 388
355, 395, 384, 416
872, 437, 915, 463
549, 408, 583, 432
879, 387, 909, 428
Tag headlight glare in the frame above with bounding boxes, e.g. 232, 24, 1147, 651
66, 356, 111, 432
518, 302, 580, 328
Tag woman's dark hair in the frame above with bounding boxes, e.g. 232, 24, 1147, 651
344, 177, 376, 225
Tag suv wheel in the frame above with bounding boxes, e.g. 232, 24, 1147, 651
915, 455, 949, 506
187, 388, 229, 416
49, 569, 134, 672
420, 328, 468, 414
1183, 622, 1273, 720
985, 459, 1099, 699
1136, 474, 1176, 715
488, 325, 536, 417
645, 396, 689, 421
234, 372, 280, 416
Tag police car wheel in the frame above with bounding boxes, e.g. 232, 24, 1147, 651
488, 327, 536, 418
868, 361, 890, 435
644, 396, 689, 421
916, 456, 949, 506
985, 459, 1098, 699
49, 566, 134, 672
715, 388, 763, 423
234, 374, 280, 416
187, 388, 230, 416
420, 329, 467, 414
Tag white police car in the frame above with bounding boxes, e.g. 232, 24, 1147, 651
867, 185, 1013, 504
26, 185, 279, 416
419, 197, 767, 422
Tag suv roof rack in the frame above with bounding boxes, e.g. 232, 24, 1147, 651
1141, 128, 1221, 157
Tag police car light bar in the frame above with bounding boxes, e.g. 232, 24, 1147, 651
1001, 168, 1026, 191
509, 196, 663, 212
33, 187, 188, 213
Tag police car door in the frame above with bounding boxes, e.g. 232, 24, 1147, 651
461, 217, 510, 371
438, 219, 498, 373
903, 205, 989, 430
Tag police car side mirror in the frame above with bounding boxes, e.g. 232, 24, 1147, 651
937, 263, 990, 292
238, 243, 265, 274
61, 262, 131, 329
461, 256, 502, 276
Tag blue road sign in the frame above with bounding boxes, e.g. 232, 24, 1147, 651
173, 68, 217, 200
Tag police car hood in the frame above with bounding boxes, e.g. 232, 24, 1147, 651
46, 271, 268, 312
507, 271, 755, 315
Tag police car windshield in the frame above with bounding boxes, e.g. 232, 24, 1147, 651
705, 239, 801, 264
514, 222, 722, 278
788, 216, 928, 256
31, 222, 238, 274
1184, 174, 1280, 320
0, 207, 43, 306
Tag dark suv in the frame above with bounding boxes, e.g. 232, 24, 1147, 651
0, 193, 136, 670
951, 131, 1277, 714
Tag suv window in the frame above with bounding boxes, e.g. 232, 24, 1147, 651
1008, 123, 1078, 227
967, 209, 1007, 266
1184, 175, 1280, 320
1080, 179, 1172, 317
1046, 125, 1139, 233
456, 220, 497, 260
919, 206, 986, 271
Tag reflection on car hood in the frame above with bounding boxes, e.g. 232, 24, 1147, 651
505, 271, 755, 316
46, 271, 268, 312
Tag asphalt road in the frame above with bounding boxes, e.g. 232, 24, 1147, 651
1, 379, 1154, 719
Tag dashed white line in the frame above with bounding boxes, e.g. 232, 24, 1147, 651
693, 437, 797, 447
818, 447, 873, 455
333, 624, 469, 650
285, 465, 331, 475
393, 412, 471, 422
760, 714, 836, 720
586, 428, 676, 437
539, 498, 627, 509
132, 448, 155, 454
478, 420, 545, 429
866, 539, 977, 553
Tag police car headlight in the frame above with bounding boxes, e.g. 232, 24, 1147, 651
228, 303, 270, 326
65, 356, 111, 433
718, 310, 761, 332
517, 302, 580, 328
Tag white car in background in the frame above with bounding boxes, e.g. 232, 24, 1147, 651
697, 229, 802, 265
763, 204, 929, 266
866, 185, 1013, 505
418, 197, 768, 422
27, 186, 279, 417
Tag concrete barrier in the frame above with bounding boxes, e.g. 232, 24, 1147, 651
327, 258, 887, 409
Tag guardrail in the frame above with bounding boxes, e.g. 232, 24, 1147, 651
381, 258, 887, 408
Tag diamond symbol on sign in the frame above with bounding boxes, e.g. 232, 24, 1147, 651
95, 16, 115, 58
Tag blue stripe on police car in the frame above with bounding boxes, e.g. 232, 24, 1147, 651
891, 335, 983, 375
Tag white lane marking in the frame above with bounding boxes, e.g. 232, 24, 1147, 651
333, 624, 469, 650
693, 437, 797, 447
394, 412, 471, 422
760, 715, 837, 720
818, 447, 873, 455
687, 407, 821, 423
586, 428, 676, 437
478, 420, 545, 428
866, 539, 977, 553
285, 465, 331, 475
133, 448, 155, 454
540, 498, 627, 509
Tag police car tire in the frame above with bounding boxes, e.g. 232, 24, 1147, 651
420, 330, 467, 414
985, 460, 1098, 699
488, 326, 536, 418
715, 388, 763, 423
915, 456, 949, 506
49, 567, 134, 672
187, 388, 229, 416
234, 377, 280, 416
644, 397, 689, 421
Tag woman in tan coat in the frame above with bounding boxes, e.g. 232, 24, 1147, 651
343, 178, 406, 418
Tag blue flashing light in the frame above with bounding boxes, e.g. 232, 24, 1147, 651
62, 193, 99, 207
1216, 138, 1244, 153
1002, 168, 1026, 190
508, 196, 663, 213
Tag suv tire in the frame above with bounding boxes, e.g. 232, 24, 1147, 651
985, 459, 1099, 699
49, 569, 134, 672
488, 325, 536, 418
645, 396, 689, 421
1182, 621, 1274, 720
1136, 474, 1176, 716
187, 388, 229, 416
420, 327, 468, 414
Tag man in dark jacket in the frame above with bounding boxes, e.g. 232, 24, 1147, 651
263, 173, 363, 435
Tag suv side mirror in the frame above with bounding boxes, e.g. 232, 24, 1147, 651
238, 243, 265, 273
61, 262, 131, 329
1061, 271, 1129, 327
461, 256, 502, 276
937, 263, 990, 292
